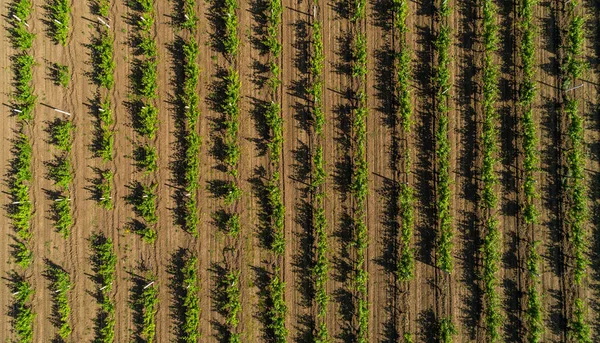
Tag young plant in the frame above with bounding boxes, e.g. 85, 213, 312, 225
46, 263, 72, 339
47, 0, 70, 45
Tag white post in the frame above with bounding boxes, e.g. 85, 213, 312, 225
12, 15, 21, 22
12, 291, 20, 296
143, 281, 155, 289
97, 17, 110, 28
566, 84, 584, 93
99, 282, 112, 291
12, 108, 22, 113
54, 108, 72, 116
53, 19, 62, 25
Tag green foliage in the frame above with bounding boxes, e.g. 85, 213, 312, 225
224, 181, 242, 205
91, 30, 115, 89
97, 169, 114, 209
96, 97, 114, 161
53, 196, 73, 238
49, 118, 73, 151
134, 103, 158, 138
134, 59, 159, 99
9, 131, 33, 244
47, 0, 70, 45
128, 182, 158, 224
480, 1, 503, 341
561, 2, 588, 286
12, 53, 37, 122
434, 5, 453, 273
49, 62, 70, 87
397, 180, 414, 280
267, 172, 285, 255
221, 270, 241, 328
8, 0, 35, 50
570, 298, 592, 343
134, 279, 158, 342
48, 154, 72, 190
309, 22, 325, 135
563, 5, 586, 89
519, 0, 539, 226
222, 0, 239, 55
351, 34, 367, 78
90, 233, 117, 343
96, 0, 110, 16
262, 0, 282, 57
174, 37, 201, 235
266, 270, 288, 343
221, 68, 241, 175
46, 263, 72, 339
265, 101, 283, 163
181, 255, 200, 342
179, 0, 198, 29
438, 317, 457, 343
350, 0, 366, 22
133, 143, 158, 173
565, 99, 587, 284
11, 277, 35, 343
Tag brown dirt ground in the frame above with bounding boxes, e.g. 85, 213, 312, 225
2, 0, 600, 342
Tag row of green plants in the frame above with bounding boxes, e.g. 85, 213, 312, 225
265, 270, 288, 343
393, 0, 415, 282
313, 149, 329, 342
129, 0, 159, 242
222, 0, 239, 55
95, 96, 115, 163
217, 0, 243, 339
214, 67, 242, 241
220, 270, 242, 342
9, 132, 34, 268
9, 0, 35, 50
48, 118, 74, 237
8, 3, 36, 340
90, 233, 117, 343
434, 0, 453, 274
518, 2, 542, 342
90, 0, 115, 211
562, 3, 591, 342
518, 0, 539, 226
91, 30, 115, 90
46, 263, 72, 339
125, 182, 158, 243
12, 53, 36, 122
308, 3, 329, 340
177, 0, 198, 29
133, 276, 158, 342
525, 242, 543, 343
480, 0, 502, 341
258, 0, 285, 259
266, 172, 286, 255
46, 0, 70, 45
180, 254, 200, 342
97, 169, 114, 209
221, 68, 242, 176
10, 275, 35, 343
563, 0, 587, 286
176, 28, 201, 235
350, 4, 369, 341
